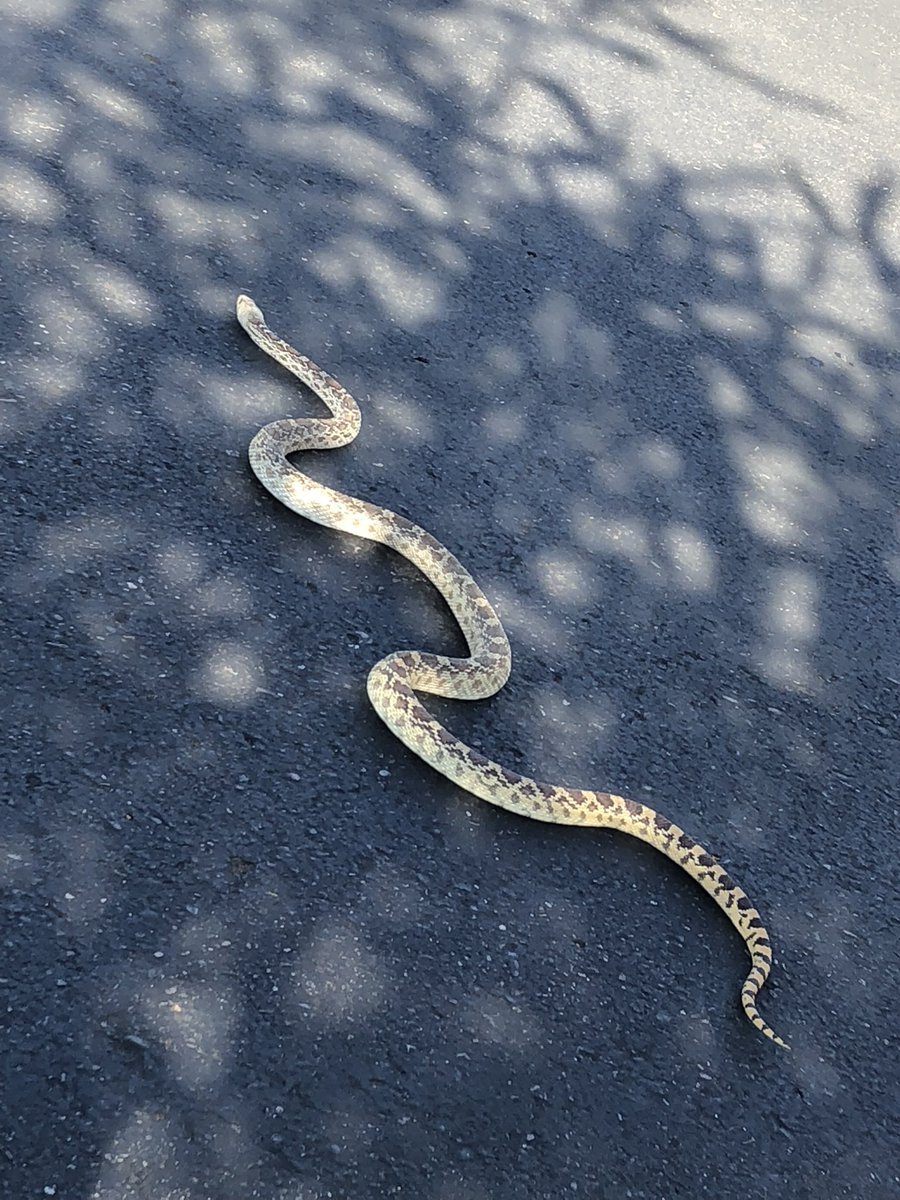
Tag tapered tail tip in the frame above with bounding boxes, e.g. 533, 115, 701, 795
742, 992, 790, 1050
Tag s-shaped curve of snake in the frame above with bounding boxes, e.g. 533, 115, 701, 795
238, 294, 789, 1050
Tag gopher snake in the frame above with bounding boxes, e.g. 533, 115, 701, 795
238, 294, 788, 1050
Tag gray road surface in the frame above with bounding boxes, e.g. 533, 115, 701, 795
1, 2, 898, 1198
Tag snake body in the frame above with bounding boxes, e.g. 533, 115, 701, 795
238, 294, 788, 1049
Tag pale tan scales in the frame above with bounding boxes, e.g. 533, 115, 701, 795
238, 294, 789, 1050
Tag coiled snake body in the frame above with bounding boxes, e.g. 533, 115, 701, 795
238, 294, 788, 1049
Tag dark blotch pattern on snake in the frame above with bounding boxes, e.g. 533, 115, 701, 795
238, 294, 788, 1050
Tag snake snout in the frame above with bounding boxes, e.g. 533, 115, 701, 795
236, 294, 264, 326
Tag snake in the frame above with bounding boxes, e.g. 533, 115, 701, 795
238, 294, 789, 1050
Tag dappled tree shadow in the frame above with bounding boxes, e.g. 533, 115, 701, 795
1, 1, 897, 1198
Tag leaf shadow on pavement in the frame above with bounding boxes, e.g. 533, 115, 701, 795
1, 2, 897, 1198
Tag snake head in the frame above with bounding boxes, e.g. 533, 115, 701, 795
236, 294, 264, 328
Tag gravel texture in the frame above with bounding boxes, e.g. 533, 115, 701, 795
1, 2, 898, 1198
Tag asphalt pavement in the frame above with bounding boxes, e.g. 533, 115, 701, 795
1, 2, 898, 1197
